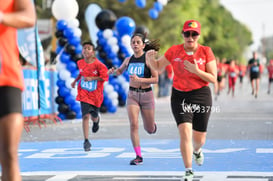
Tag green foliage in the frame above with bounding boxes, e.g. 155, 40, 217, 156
35, 0, 252, 62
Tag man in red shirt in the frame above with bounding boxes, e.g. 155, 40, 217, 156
0, 0, 36, 180
147, 19, 217, 181
71, 41, 109, 152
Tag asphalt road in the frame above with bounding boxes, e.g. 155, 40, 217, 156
22, 74, 273, 142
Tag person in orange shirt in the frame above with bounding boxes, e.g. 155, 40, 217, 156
71, 41, 109, 152
0, 0, 36, 181
147, 20, 217, 181
267, 59, 273, 94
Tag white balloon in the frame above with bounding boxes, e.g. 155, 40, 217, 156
59, 69, 71, 81
111, 45, 119, 53
158, 0, 168, 6
107, 37, 118, 45
117, 75, 126, 83
68, 18, 79, 28
56, 61, 66, 72
52, 0, 79, 20
103, 29, 113, 39
121, 35, 131, 45
109, 91, 118, 99
112, 99, 119, 107
104, 84, 114, 93
70, 88, 77, 97
73, 28, 82, 37
122, 82, 129, 90
65, 77, 74, 89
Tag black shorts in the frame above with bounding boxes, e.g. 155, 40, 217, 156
217, 75, 222, 82
0, 86, 22, 118
80, 102, 99, 118
250, 72, 260, 80
171, 86, 212, 132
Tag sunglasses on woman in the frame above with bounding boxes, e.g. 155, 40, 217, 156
183, 31, 199, 38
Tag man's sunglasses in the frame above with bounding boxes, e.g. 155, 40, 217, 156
183, 31, 199, 38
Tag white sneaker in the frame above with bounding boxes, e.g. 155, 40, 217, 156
193, 149, 204, 166
183, 170, 194, 181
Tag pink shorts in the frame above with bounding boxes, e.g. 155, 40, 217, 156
126, 87, 155, 109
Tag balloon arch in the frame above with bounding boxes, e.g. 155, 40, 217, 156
52, 0, 155, 120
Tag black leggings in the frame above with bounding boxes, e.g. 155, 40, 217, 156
0, 86, 22, 118
171, 86, 212, 132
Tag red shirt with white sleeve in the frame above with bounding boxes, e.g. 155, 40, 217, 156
164, 44, 215, 92
76, 58, 109, 107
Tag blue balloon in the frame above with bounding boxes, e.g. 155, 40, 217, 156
59, 87, 70, 97
71, 69, 79, 78
115, 16, 136, 36
67, 61, 77, 72
69, 36, 81, 46
113, 84, 120, 93
97, 31, 103, 39
71, 103, 81, 113
56, 20, 68, 31
74, 44, 83, 54
149, 8, 159, 19
60, 52, 70, 64
58, 113, 66, 120
112, 57, 120, 66
154, 1, 163, 12
118, 0, 126, 2
63, 27, 74, 38
76, 112, 82, 119
99, 37, 107, 47
57, 79, 66, 88
135, 0, 146, 8
108, 105, 117, 113
121, 92, 127, 101
64, 95, 74, 105
103, 96, 111, 107
104, 44, 112, 54
56, 45, 63, 54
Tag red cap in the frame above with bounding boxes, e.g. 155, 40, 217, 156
182, 20, 201, 34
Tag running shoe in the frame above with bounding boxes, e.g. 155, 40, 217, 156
83, 139, 91, 152
183, 170, 194, 181
193, 149, 204, 166
152, 123, 157, 134
92, 116, 100, 133
130, 155, 143, 165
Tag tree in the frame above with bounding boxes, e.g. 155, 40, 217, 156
35, 0, 252, 61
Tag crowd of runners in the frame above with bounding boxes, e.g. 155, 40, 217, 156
213, 51, 273, 99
